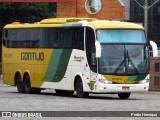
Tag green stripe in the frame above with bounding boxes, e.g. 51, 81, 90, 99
43, 49, 72, 82
128, 74, 147, 82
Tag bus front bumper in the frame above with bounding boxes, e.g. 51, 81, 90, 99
94, 83, 149, 93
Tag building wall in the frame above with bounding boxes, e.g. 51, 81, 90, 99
57, 0, 125, 21
57, 2, 77, 17
149, 57, 160, 91
121, 0, 130, 20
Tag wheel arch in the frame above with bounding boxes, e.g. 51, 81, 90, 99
23, 70, 31, 79
23, 70, 32, 85
74, 73, 84, 91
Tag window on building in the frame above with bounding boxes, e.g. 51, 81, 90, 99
85, 0, 102, 14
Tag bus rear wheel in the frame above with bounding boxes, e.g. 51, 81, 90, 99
24, 74, 32, 94
76, 78, 89, 98
23, 74, 41, 94
118, 93, 131, 99
16, 74, 24, 93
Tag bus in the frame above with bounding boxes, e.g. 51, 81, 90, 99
2, 18, 149, 99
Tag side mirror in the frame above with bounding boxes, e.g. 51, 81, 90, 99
150, 40, 158, 57
95, 41, 101, 58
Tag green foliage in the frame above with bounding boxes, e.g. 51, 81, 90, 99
0, 2, 56, 29
0, 2, 56, 62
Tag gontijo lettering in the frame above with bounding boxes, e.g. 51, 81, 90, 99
21, 52, 44, 61
73, 56, 84, 62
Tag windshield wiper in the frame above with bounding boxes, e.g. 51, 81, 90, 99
126, 50, 139, 74
114, 45, 126, 74
113, 59, 125, 74
114, 46, 139, 74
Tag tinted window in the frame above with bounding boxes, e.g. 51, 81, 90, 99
85, 27, 96, 72
3, 27, 84, 50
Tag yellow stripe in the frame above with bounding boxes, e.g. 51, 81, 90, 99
73, 60, 81, 62
103, 75, 129, 84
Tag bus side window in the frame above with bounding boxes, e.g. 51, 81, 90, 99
17, 29, 26, 48
60, 29, 64, 48
10, 29, 17, 48
85, 27, 96, 72
48, 29, 55, 48
53, 32, 58, 47
3, 30, 9, 47
80, 28, 84, 50
30, 29, 38, 48
53, 29, 61, 48
5, 30, 8, 38
72, 28, 84, 50
4, 29, 12, 48
63, 28, 72, 48
72, 30, 77, 48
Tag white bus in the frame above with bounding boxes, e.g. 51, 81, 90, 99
2, 18, 149, 99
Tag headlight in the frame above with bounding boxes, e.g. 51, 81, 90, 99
139, 79, 149, 84
99, 79, 112, 84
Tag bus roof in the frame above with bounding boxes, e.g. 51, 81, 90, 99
4, 18, 144, 29
87, 20, 144, 29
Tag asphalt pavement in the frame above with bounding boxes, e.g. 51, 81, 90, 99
0, 78, 160, 95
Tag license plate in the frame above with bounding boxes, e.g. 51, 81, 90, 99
122, 86, 130, 90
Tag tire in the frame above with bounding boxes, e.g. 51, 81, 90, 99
76, 77, 89, 98
23, 74, 41, 94
118, 93, 131, 99
16, 74, 24, 93
55, 90, 74, 95
23, 74, 32, 94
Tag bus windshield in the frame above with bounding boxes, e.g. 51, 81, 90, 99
96, 29, 149, 75
97, 29, 146, 43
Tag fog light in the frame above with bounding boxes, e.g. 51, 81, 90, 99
139, 79, 149, 84
99, 79, 105, 83
99, 86, 103, 90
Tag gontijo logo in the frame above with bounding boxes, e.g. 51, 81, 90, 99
73, 56, 84, 62
21, 52, 44, 61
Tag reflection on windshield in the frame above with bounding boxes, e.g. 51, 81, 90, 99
99, 44, 149, 75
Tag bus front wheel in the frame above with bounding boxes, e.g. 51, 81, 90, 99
76, 78, 89, 98
118, 93, 131, 99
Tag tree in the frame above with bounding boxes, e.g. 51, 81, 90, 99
0, 3, 56, 29
0, 2, 56, 61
